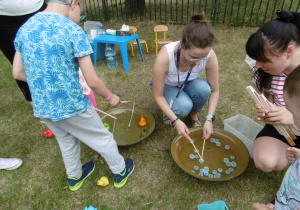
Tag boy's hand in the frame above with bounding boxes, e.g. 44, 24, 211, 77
109, 94, 121, 107
286, 147, 300, 164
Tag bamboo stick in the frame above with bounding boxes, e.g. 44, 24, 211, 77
188, 137, 203, 160
95, 108, 117, 120
100, 101, 135, 104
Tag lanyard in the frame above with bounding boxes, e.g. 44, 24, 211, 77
174, 45, 194, 99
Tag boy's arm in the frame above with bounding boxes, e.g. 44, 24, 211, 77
78, 55, 120, 106
12, 51, 27, 81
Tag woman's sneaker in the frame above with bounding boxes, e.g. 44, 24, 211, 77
67, 161, 95, 191
113, 159, 134, 188
0, 158, 23, 170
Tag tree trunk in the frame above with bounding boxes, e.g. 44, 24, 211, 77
125, 0, 146, 18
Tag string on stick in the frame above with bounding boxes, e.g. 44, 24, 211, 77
127, 102, 135, 131
112, 118, 116, 133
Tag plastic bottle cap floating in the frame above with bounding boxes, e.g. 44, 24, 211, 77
97, 176, 109, 187
84, 206, 97, 210
139, 115, 146, 126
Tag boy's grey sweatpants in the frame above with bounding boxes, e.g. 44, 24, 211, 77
42, 104, 125, 178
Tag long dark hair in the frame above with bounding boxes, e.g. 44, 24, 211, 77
246, 9, 300, 92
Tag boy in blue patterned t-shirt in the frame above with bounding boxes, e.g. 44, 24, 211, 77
12, 0, 134, 191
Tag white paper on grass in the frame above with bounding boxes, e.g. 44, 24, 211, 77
245, 54, 256, 71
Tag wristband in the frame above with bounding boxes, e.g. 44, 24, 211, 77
105, 92, 112, 101
172, 117, 180, 125
205, 114, 215, 122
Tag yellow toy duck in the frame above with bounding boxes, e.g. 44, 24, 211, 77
97, 176, 109, 187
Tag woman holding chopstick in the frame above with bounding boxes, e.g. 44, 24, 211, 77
246, 9, 300, 173
150, 11, 219, 140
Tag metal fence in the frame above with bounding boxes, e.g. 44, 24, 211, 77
85, 0, 300, 26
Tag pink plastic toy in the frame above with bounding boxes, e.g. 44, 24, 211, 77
42, 129, 53, 138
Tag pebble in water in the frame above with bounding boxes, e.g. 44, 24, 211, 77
210, 138, 215, 143
225, 145, 230, 149
204, 166, 209, 171
230, 155, 235, 159
226, 162, 231, 167
225, 170, 230, 174
208, 174, 213, 178
218, 168, 223, 172
190, 139, 194, 144
194, 149, 199, 153
199, 159, 204, 163
194, 155, 199, 159
212, 170, 217, 174
194, 166, 199, 170
231, 161, 237, 167
204, 171, 209, 176
229, 167, 234, 172
190, 154, 194, 159
191, 170, 196, 173
224, 158, 229, 163
216, 142, 221, 147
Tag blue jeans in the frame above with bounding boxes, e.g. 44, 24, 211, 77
150, 77, 211, 117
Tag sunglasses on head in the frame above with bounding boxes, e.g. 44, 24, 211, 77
48, 0, 87, 21
182, 45, 211, 62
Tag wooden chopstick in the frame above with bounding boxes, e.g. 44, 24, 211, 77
100, 101, 135, 104
95, 108, 117, 120
188, 137, 203, 160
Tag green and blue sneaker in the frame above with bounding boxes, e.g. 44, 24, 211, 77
67, 161, 95, 191
113, 159, 134, 188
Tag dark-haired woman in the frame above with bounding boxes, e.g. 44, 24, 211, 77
150, 11, 219, 140
246, 9, 300, 173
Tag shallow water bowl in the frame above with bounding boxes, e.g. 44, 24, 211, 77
171, 127, 249, 181
101, 107, 156, 146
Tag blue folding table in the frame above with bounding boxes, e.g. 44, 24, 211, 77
94, 34, 144, 73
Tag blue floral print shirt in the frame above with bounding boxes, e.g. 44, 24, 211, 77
14, 12, 93, 121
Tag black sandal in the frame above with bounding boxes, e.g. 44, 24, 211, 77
162, 115, 173, 126
187, 114, 202, 127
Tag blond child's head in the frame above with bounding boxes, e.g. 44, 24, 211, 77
47, 0, 86, 24
283, 65, 300, 128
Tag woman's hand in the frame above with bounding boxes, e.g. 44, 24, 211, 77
255, 104, 294, 125
255, 103, 268, 121
109, 94, 121, 107
286, 147, 300, 164
203, 120, 213, 139
264, 106, 294, 125
174, 119, 190, 140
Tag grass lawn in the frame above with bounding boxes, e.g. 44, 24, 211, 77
0, 21, 285, 209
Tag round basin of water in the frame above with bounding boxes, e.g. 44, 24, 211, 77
171, 127, 249, 181
101, 107, 156, 146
